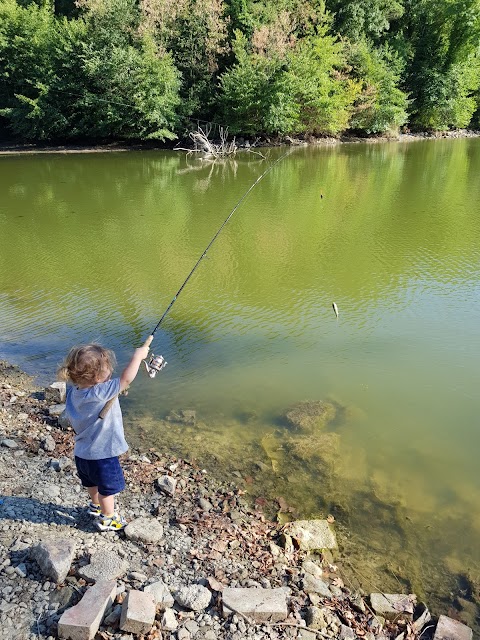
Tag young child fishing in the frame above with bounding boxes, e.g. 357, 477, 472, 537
58, 335, 153, 531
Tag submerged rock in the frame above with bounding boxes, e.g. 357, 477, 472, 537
283, 519, 337, 551
286, 431, 341, 467
166, 409, 196, 426
283, 400, 336, 432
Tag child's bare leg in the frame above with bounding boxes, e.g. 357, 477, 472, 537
98, 493, 115, 516
87, 486, 99, 504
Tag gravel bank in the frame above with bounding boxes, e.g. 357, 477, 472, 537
0, 360, 458, 640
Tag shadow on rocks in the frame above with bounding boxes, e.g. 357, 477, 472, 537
0, 495, 98, 533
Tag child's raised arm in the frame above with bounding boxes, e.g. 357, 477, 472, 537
119, 335, 153, 392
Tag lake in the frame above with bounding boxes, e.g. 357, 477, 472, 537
1, 139, 479, 619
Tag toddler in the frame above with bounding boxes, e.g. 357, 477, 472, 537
58, 335, 153, 531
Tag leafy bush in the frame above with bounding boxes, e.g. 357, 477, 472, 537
411, 61, 480, 129
0, 0, 181, 141
347, 41, 409, 133
219, 27, 358, 135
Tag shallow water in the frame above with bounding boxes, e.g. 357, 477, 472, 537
1, 140, 479, 620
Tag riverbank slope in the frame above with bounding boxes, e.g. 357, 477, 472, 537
0, 360, 475, 640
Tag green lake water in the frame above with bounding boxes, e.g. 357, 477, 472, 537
1, 140, 479, 621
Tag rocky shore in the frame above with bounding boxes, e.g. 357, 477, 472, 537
0, 360, 474, 640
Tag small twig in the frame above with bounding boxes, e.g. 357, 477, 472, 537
224, 605, 256, 626
268, 621, 331, 637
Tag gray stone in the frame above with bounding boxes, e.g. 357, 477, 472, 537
58, 412, 71, 429
104, 604, 122, 626
370, 593, 415, 621
31, 539, 76, 584
42, 435, 56, 452
119, 590, 156, 635
161, 608, 178, 631
199, 498, 213, 512
184, 620, 200, 634
283, 520, 337, 551
298, 632, 317, 640
156, 475, 177, 496
302, 560, 323, 579
305, 606, 327, 630
50, 586, 76, 609
1, 439, 18, 449
45, 382, 66, 403
222, 587, 289, 623
129, 571, 148, 582
43, 485, 61, 499
339, 623, 355, 639
49, 403, 66, 417
350, 592, 366, 613
302, 575, 332, 597
433, 615, 472, 640
124, 517, 164, 544
175, 585, 212, 611
58, 580, 116, 640
144, 580, 174, 610
78, 551, 128, 582
178, 629, 191, 640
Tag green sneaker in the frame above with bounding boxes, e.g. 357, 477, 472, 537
96, 513, 127, 532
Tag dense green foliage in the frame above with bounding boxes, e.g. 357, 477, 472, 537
1, 0, 480, 141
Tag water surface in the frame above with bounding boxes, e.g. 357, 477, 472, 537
1, 140, 479, 619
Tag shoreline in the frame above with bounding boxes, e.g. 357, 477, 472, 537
0, 129, 479, 155
0, 359, 476, 640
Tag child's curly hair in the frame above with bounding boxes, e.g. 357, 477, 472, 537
57, 344, 116, 386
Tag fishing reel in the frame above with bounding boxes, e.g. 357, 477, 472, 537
144, 353, 168, 379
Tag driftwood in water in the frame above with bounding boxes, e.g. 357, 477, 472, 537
175, 124, 265, 159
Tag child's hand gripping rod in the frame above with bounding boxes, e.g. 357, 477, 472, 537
98, 335, 154, 419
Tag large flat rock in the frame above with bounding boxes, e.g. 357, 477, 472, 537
124, 517, 164, 544
78, 550, 128, 582
283, 520, 337, 551
222, 587, 289, 623
370, 593, 415, 621
433, 615, 473, 640
31, 538, 76, 584
119, 590, 156, 635
58, 580, 116, 640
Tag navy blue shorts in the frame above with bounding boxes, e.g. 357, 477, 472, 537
74, 456, 125, 497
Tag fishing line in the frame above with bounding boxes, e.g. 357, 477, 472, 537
98, 149, 291, 415
150, 148, 292, 339
143, 148, 292, 378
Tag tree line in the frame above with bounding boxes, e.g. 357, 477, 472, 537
1, 0, 480, 143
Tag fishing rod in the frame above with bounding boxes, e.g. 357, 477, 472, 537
98, 149, 291, 418
143, 148, 292, 378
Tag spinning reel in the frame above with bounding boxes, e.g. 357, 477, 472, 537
144, 353, 168, 378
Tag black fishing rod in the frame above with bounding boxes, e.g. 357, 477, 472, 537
98, 149, 291, 417
143, 148, 292, 378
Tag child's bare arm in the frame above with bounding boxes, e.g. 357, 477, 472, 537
119, 335, 153, 392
